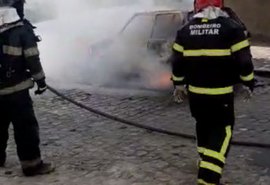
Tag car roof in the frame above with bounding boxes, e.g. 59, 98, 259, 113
133, 9, 184, 16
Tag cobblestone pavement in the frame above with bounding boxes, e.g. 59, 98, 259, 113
0, 47, 269, 185
252, 46, 270, 70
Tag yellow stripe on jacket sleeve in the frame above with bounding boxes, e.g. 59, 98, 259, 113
171, 74, 184, 82
231, 39, 250, 52
173, 43, 184, 53
240, 72, 254, 81
24, 47, 40, 57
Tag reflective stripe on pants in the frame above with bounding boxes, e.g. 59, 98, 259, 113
189, 93, 234, 184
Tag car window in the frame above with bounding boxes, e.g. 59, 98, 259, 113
152, 13, 183, 40
121, 14, 154, 42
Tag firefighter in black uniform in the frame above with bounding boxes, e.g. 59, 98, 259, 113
0, 0, 54, 176
170, 0, 254, 184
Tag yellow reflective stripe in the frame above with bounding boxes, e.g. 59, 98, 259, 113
240, 72, 254, 81
3, 45, 22, 56
24, 47, 40, 57
32, 70, 45, 81
231, 39, 250, 52
220, 126, 232, 155
0, 79, 34, 95
198, 179, 215, 185
200, 161, 222, 174
201, 18, 208, 23
203, 149, 225, 163
188, 85, 233, 95
172, 74, 184, 82
198, 147, 205, 154
183, 49, 231, 57
173, 43, 184, 53
0, 22, 24, 33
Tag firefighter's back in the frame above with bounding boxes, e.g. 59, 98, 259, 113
178, 16, 246, 92
0, 25, 29, 89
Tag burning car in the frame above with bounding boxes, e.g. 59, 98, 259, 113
91, 10, 187, 57
88, 10, 188, 89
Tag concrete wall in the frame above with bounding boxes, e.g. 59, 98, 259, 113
226, 0, 270, 40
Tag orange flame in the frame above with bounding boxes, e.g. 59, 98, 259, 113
149, 71, 172, 89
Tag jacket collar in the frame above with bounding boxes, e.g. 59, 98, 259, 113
0, 21, 23, 33
194, 6, 229, 20
0, 7, 22, 33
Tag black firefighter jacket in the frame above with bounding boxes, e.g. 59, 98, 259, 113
171, 15, 254, 96
0, 21, 45, 95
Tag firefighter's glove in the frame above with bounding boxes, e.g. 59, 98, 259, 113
173, 85, 187, 104
244, 30, 251, 39
242, 79, 255, 102
242, 86, 253, 102
35, 79, 47, 95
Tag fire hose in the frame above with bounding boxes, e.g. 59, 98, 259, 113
47, 85, 270, 149
254, 69, 270, 78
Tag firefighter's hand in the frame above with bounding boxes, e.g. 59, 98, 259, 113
242, 79, 254, 102
173, 85, 187, 104
35, 79, 47, 95
242, 86, 253, 102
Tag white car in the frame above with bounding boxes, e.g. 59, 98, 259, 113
91, 10, 187, 57
89, 10, 188, 89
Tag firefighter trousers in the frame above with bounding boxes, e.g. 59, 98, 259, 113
0, 90, 41, 165
189, 93, 235, 185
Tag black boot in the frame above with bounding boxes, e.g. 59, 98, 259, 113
0, 159, 5, 167
22, 161, 55, 176
0, 152, 6, 167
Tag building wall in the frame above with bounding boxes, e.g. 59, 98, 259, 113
226, 0, 270, 39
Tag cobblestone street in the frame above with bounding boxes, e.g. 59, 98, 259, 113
0, 47, 269, 185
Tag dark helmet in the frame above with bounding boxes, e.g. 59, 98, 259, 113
0, 0, 24, 6
12, 0, 25, 19
0, 0, 25, 19
0, 0, 11, 6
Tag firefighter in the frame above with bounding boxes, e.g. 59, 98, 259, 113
0, 0, 55, 176
171, 0, 254, 184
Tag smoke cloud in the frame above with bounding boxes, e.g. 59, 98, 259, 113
26, 0, 192, 90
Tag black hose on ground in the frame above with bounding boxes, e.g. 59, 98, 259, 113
47, 85, 270, 149
255, 69, 270, 78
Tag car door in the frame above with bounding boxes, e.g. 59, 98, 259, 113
147, 13, 184, 58
120, 13, 155, 47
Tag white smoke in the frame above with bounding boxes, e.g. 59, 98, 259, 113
25, 0, 193, 89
